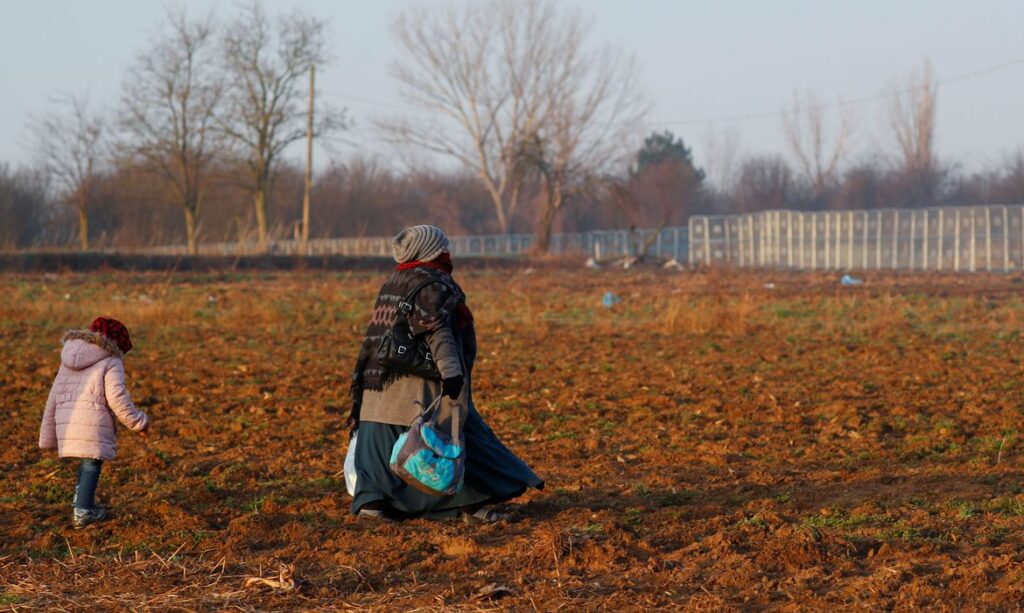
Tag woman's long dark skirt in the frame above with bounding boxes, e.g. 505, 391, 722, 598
351, 405, 543, 518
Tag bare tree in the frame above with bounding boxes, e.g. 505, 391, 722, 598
887, 59, 939, 206
524, 39, 645, 252
219, 2, 344, 251
121, 7, 221, 254
731, 155, 792, 214
0, 165, 50, 250
606, 163, 703, 260
781, 90, 853, 205
700, 126, 742, 194
1004, 149, 1024, 202
31, 94, 106, 250
384, 0, 645, 245
383, 1, 534, 234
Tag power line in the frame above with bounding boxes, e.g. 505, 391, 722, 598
650, 58, 1024, 127
319, 57, 1024, 135
318, 88, 430, 115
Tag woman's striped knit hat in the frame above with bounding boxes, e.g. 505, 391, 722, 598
392, 225, 450, 264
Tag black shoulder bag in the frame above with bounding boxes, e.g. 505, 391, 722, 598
376, 279, 443, 380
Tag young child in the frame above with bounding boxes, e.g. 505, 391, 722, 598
38, 317, 149, 528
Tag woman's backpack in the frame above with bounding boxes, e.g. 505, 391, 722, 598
389, 394, 464, 497
376, 279, 442, 380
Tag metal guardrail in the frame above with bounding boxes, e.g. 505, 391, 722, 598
689, 205, 1024, 272
96, 203, 1024, 272
127, 227, 692, 261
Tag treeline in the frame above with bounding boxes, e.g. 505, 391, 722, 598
5, 144, 1022, 251
708, 150, 1024, 214
3, 0, 1023, 252
0, 150, 694, 249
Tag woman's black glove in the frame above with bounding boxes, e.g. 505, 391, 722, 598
441, 375, 464, 399
347, 371, 363, 436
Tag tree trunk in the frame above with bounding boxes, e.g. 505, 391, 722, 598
636, 219, 670, 261
484, 182, 508, 234
77, 205, 89, 251
253, 189, 268, 253
184, 206, 198, 255
533, 179, 563, 254
534, 209, 555, 253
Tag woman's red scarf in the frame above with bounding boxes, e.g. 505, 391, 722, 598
395, 253, 474, 327
395, 251, 454, 274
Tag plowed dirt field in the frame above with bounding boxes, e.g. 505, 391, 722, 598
3, 268, 1024, 610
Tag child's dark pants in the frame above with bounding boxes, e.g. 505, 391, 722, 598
73, 458, 103, 510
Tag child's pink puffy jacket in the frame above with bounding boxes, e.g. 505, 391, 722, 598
39, 330, 148, 460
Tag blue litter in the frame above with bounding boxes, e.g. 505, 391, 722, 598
602, 292, 621, 308
840, 274, 864, 286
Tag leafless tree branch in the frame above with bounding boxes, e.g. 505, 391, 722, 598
218, 1, 346, 249
120, 5, 222, 254
781, 90, 854, 204
887, 59, 939, 205
30, 93, 107, 250
380, 0, 646, 244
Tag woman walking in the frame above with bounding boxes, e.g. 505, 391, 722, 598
348, 225, 542, 522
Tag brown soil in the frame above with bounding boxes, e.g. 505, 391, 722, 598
3, 267, 1024, 610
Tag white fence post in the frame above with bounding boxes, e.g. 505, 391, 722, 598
938, 209, 945, 271
922, 209, 930, 271
688, 222, 695, 265
798, 212, 805, 269
985, 206, 993, 272
787, 211, 794, 269
970, 209, 977, 273
748, 216, 755, 267
846, 211, 854, 270
913, 209, 921, 270
736, 218, 744, 265
875, 211, 882, 269
775, 211, 782, 267
824, 212, 831, 270
755, 214, 762, 267
833, 212, 841, 270
954, 208, 961, 272
811, 213, 818, 270
892, 210, 900, 270
1003, 206, 1010, 271
703, 217, 711, 265
861, 211, 869, 270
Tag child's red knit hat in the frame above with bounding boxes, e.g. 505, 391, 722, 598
89, 317, 133, 355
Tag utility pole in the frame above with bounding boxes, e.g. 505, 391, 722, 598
301, 63, 315, 252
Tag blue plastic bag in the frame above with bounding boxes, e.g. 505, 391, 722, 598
389, 395, 464, 497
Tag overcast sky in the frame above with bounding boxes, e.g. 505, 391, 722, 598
2, 0, 1022, 178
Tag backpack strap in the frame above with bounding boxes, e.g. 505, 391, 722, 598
397, 277, 443, 316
